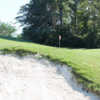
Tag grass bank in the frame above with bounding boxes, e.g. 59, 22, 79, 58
0, 38, 100, 95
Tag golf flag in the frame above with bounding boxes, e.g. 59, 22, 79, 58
59, 35, 62, 40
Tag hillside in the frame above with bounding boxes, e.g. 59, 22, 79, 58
0, 38, 100, 94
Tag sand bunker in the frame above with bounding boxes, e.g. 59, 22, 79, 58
0, 55, 99, 100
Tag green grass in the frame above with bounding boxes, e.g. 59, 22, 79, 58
0, 38, 100, 94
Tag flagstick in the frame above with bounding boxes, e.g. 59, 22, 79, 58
59, 35, 61, 48
59, 39, 60, 48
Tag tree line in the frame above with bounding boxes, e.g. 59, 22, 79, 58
0, 21, 16, 37
16, 0, 100, 48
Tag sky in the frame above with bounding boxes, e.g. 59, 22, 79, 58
0, 0, 30, 34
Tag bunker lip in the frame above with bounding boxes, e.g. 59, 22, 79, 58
0, 54, 99, 100
0, 48, 100, 95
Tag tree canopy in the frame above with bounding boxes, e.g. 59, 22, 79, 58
16, 0, 100, 48
0, 22, 16, 37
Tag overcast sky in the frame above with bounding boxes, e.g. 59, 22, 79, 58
0, 0, 30, 34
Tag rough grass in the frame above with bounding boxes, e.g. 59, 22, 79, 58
0, 38, 100, 95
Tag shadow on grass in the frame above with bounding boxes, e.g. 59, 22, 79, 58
0, 35, 45, 46
0, 35, 27, 42
0, 35, 98, 50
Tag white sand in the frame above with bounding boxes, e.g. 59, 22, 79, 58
0, 54, 99, 100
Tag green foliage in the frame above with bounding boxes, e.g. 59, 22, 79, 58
0, 22, 16, 36
16, 0, 100, 48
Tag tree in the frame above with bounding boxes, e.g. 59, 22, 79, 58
83, 0, 100, 48
17, 0, 100, 48
65, 0, 100, 48
0, 22, 16, 36
16, 0, 59, 44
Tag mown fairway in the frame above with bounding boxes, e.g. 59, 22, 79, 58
0, 38, 100, 94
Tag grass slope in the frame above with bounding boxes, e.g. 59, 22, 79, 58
0, 38, 100, 94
